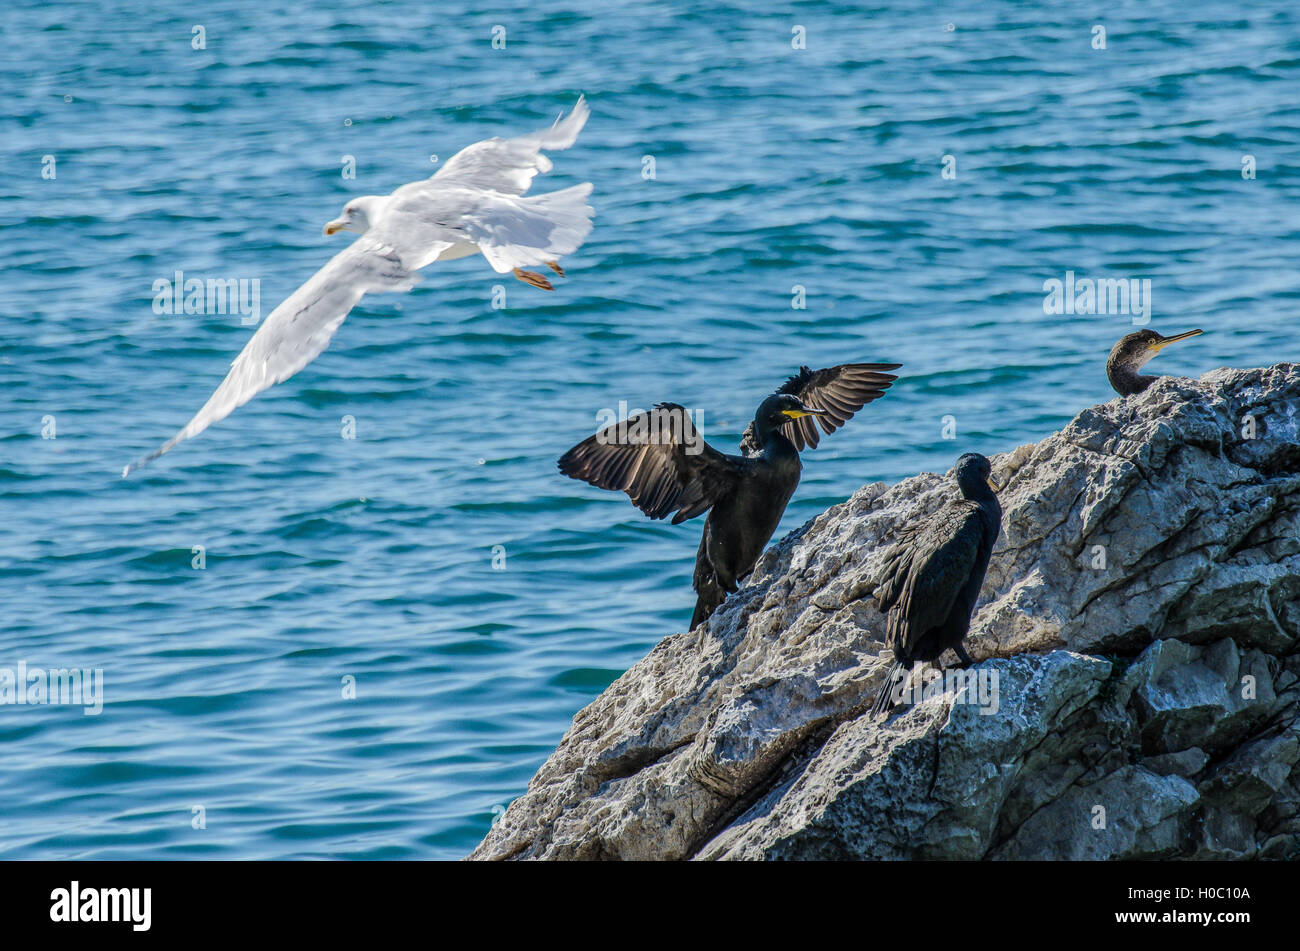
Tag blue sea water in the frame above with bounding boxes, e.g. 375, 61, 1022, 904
1, 0, 1298, 859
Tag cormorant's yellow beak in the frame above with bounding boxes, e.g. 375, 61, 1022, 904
1150, 328, 1203, 352
324, 220, 345, 236
782, 407, 827, 419
987, 476, 1001, 493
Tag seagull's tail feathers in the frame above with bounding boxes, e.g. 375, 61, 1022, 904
475, 182, 595, 273
523, 182, 595, 257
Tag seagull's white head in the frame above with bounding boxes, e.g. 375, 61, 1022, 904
324, 195, 384, 236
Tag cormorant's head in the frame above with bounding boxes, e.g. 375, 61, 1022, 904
1107, 328, 1203, 374
759, 393, 826, 429
954, 452, 998, 497
324, 195, 384, 236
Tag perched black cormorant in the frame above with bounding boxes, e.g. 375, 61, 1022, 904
871, 452, 1002, 716
558, 362, 901, 630
1106, 328, 1203, 396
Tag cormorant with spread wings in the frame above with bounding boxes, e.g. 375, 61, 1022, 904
558, 362, 902, 630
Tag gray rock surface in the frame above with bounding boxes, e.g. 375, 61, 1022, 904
470, 365, 1300, 860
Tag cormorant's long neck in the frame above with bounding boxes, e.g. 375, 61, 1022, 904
1106, 358, 1153, 397
751, 416, 797, 457
962, 481, 1002, 522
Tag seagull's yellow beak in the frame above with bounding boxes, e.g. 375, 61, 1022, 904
324, 220, 345, 236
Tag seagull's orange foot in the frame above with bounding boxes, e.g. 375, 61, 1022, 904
513, 267, 554, 291
546, 261, 565, 277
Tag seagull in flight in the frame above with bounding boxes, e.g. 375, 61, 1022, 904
123, 96, 593, 477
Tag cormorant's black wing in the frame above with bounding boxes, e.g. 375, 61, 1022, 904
740, 362, 902, 453
875, 502, 984, 657
558, 402, 743, 524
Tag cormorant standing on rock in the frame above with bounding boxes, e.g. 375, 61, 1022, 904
558, 362, 901, 630
1106, 329, 1203, 396
871, 452, 1002, 717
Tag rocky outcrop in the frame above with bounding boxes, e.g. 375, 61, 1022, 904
470, 365, 1300, 860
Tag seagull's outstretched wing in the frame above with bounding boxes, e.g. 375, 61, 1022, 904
382, 95, 594, 274
122, 239, 423, 477
431, 96, 589, 196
